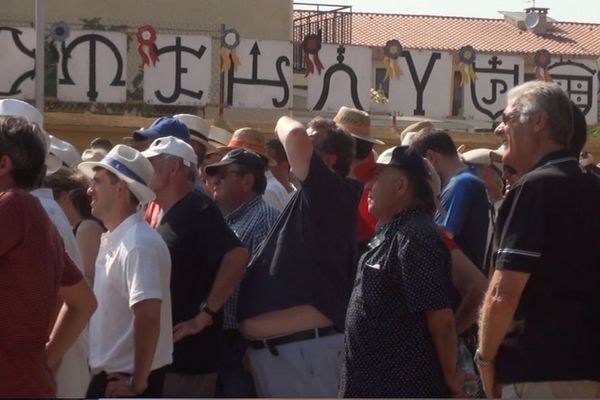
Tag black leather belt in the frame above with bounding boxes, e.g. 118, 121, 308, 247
248, 326, 340, 356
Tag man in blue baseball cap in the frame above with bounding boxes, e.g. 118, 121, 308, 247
130, 116, 191, 151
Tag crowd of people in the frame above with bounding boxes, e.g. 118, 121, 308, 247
1, 80, 600, 399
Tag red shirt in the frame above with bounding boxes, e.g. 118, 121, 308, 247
353, 153, 378, 242
0, 189, 82, 397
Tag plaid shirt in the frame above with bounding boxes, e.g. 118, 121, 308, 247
223, 195, 279, 329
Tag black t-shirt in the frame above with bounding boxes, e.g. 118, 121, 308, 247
238, 152, 362, 331
157, 190, 242, 374
495, 150, 600, 384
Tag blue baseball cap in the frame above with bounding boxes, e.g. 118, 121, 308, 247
133, 116, 190, 143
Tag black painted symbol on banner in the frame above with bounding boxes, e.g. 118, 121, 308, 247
59, 33, 125, 102
227, 41, 290, 108
470, 56, 519, 120
401, 50, 441, 116
153, 36, 207, 103
0, 27, 35, 96
313, 45, 362, 111
548, 60, 596, 116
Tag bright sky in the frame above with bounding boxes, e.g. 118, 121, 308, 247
308, 0, 600, 23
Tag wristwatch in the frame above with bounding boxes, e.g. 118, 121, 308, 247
128, 376, 146, 395
199, 301, 219, 318
474, 349, 495, 367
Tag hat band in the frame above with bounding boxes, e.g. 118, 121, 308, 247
228, 139, 266, 155
103, 157, 147, 185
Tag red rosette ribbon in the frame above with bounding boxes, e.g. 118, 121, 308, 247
137, 25, 159, 66
302, 34, 324, 77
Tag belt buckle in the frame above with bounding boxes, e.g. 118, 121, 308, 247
265, 339, 279, 356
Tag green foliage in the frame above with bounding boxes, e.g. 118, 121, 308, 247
81, 17, 105, 30
589, 126, 600, 138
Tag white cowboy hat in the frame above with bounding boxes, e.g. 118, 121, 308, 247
49, 135, 81, 169
0, 99, 62, 174
81, 148, 107, 162
78, 144, 156, 204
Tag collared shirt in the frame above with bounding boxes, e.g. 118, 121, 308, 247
340, 208, 453, 398
223, 195, 279, 329
31, 188, 83, 270
495, 150, 600, 384
263, 171, 295, 212
89, 212, 173, 375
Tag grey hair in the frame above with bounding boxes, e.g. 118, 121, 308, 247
507, 81, 573, 147
158, 154, 197, 183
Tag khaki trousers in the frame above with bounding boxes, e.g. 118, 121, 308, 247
502, 380, 600, 398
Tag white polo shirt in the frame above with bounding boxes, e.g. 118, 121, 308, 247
89, 212, 173, 374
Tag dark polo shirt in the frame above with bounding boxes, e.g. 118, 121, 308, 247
495, 150, 600, 384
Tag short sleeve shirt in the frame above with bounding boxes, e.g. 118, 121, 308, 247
238, 151, 362, 330
89, 213, 173, 375
0, 189, 83, 397
435, 167, 491, 272
495, 150, 600, 384
157, 191, 242, 373
340, 208, 453, 398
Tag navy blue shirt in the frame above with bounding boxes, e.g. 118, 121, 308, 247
238, 152, 361, 330
340, 208, 453, 398
157, 191, 242, 374
435, 166, 491, 273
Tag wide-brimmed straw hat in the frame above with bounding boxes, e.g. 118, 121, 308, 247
399, 120, 435, 146
228, 128, 275, 165
173, 114, 217, 153
78, 144, 155, 204
209, 125, 233, 148
334, 106, 384, 145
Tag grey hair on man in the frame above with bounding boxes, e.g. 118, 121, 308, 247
507, 81, 573, 148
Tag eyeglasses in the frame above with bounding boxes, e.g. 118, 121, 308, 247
501, 110, 532, 125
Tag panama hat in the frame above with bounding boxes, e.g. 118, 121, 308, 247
209, 125, 233, 148
334, 106, 384, 145
78, 144, 155, 204
173, 114, 217, 153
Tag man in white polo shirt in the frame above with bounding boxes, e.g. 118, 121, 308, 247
79, 144, 173, 398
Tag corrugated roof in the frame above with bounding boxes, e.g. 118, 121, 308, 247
294, 10, 600, 57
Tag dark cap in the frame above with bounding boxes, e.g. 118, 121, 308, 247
133, 116, 190, 143
204, 148, 265, 176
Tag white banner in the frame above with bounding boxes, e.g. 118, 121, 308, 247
0, 27, 35, 99
463, 54, 524, 121
307, 44, 372, 112
57, 30, 127, 103
387, 49, 453, 118
143, 34, 212, 106
225, 38, 292, 109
